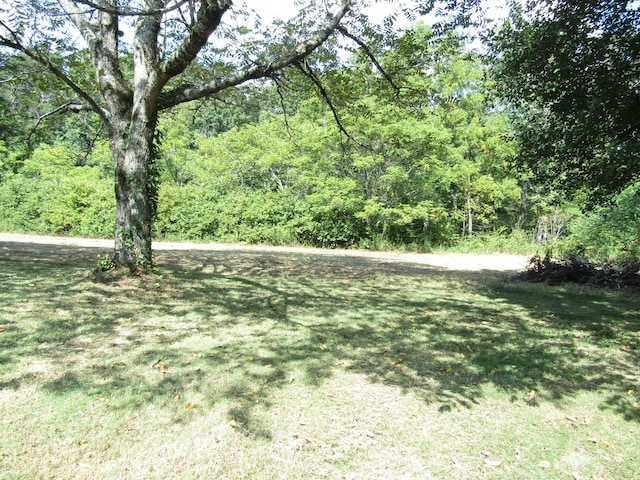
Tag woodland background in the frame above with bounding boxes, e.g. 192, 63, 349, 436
1, 19, 638, 263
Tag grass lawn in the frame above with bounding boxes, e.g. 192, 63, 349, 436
1, 241, 639, 479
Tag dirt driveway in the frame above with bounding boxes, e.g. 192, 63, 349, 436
0, 232, 529, 275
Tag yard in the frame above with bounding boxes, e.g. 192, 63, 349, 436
1, 236, 638, 479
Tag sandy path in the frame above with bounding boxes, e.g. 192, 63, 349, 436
0, 232, 529, 272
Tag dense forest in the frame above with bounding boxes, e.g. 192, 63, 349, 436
1, 1, 638, 263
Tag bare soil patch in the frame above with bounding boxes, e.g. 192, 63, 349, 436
0, 233, 529, 277
0, 232, 528, 277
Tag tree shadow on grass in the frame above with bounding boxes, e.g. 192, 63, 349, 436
1, 242, 639, 445
165, 250, 640, 422
158, 250, 640, 422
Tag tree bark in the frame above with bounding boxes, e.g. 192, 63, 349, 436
465, 173, 473, 236
111, 115, 157, 270
109, 0, 163, 270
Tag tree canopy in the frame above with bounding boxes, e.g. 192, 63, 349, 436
490, 0, 640, 202
0, 22, 525, 251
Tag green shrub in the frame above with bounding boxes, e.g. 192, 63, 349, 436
156, 185, 308, 245
21, 144, 76, 178
449, 229, 538, 255
155, 183, 222, 240
0, 146, 114, 237
213, 190, 309, 245
564, 183, 640, 262
0, 175, 54, 232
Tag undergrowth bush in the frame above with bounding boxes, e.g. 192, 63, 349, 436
155, 183, 222, 240
448, 229, 538, 255
559, 183, 640, 263
3, 144, 637, 259
0, 144, 114, 237
156, 185, 309, 245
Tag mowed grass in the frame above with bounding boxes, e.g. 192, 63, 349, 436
0, 242, 639, 479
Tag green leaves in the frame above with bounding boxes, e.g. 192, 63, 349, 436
490, 0, 640, 201
0, 15, 525, 249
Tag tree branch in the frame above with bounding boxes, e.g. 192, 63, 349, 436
160, 0, 231, 82
294, 61, 356, 144
337, 25, 400, 96
26, 102, 96, 146
31, 102, 94, 130
64, 0, 191, 17
41, 102, 95, 118
58, 0, 132, 116
0, 19, 23, 46
57, 0, 98, 42
272, 75, 297, 142
134, 0, 164, 76
158, 0, 354, 110
0, 27, 108, 122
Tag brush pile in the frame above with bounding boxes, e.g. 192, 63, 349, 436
519, 254, 640, 289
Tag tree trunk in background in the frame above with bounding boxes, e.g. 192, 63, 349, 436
516, 180, 529, 230
466, 173, 473, 236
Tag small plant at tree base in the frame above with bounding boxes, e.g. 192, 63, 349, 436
96, 254, 116, 272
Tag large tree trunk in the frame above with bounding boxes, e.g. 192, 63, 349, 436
108, 6, 162, 272
110, 111, 158, 271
